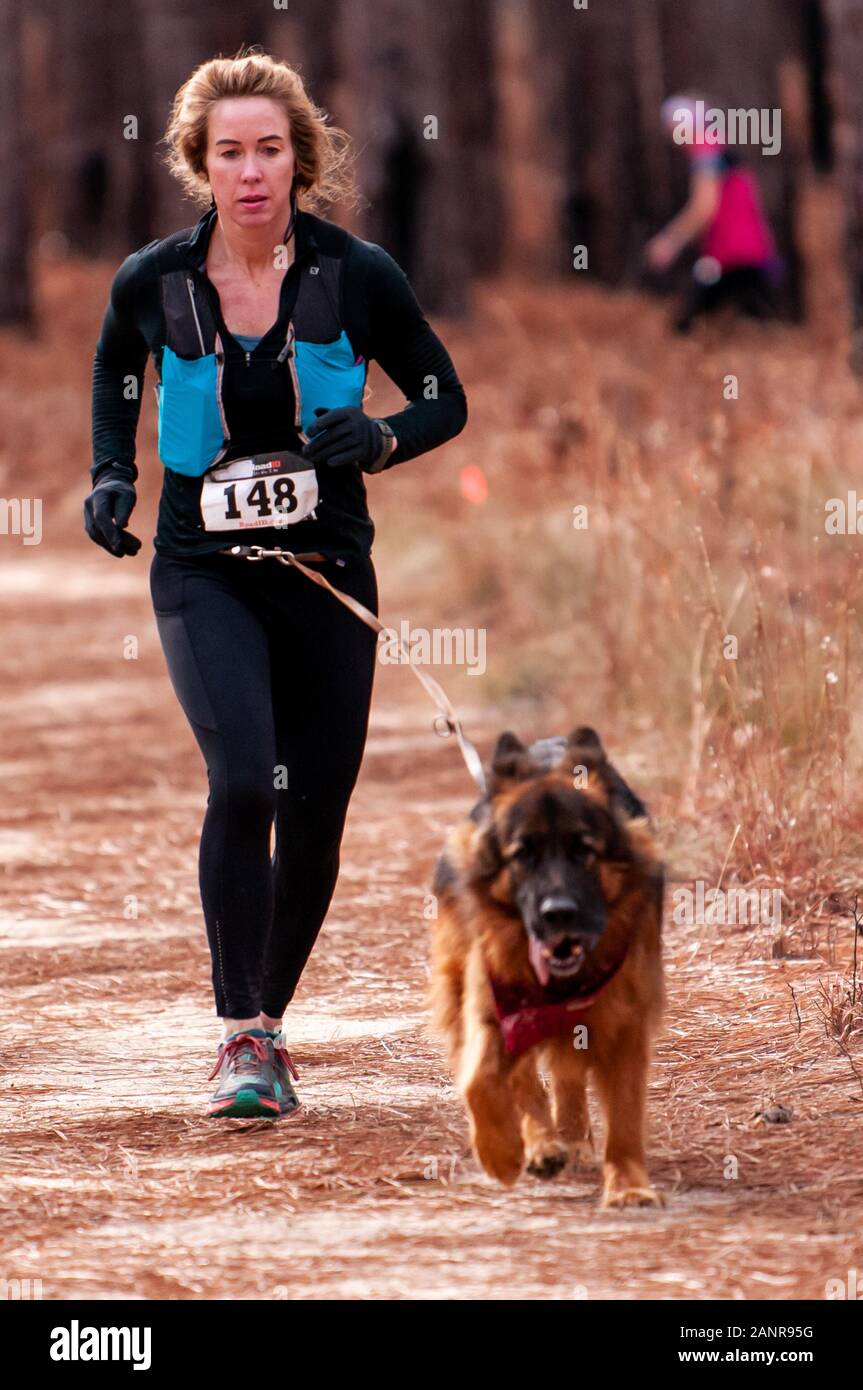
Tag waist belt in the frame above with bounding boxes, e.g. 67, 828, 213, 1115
219, 546, 329, 563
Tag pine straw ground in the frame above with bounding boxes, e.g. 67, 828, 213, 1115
0, 238, 862, 1299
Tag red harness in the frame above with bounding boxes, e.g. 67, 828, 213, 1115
488, 954, 627, 1057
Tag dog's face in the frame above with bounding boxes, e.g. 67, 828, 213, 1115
495, 782, 624, 984
465, 726, 644, 987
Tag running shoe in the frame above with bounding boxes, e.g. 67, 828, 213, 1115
264, 1029, 302, 1118
206, 1028, 281, 1119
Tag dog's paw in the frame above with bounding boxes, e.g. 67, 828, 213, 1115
472, 1132, 524, 1187
479, 1154, 524, 1187
526, 1139, 569, 1180
600, 1183, 665, 1210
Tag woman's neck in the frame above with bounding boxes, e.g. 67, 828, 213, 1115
208, 214, 294, 279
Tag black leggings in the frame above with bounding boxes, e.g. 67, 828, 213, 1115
149, 548, 378, 1019
674, 266, 776, 333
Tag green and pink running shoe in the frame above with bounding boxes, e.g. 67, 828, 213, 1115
264, 1029, 302, 1118
207, 1028, 287, 1119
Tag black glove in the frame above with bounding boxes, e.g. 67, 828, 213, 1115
301, 407, 386, 470
83, 468, 142, 557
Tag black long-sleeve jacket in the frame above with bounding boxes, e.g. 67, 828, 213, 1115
91, 203, 468, 558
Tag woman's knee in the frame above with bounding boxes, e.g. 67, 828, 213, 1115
209, 765, 278, 825
275, 784, 355, 845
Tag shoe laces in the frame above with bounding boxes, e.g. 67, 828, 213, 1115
207, 1031, 270, 1082
271, 1033, 300, 1082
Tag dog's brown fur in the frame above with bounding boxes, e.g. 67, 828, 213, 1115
428, 726, 665, 1207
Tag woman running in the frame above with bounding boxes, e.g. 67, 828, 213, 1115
84, 50, 467, 1119
645, 93, 780, 333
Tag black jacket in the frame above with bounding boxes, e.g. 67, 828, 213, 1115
91, 204, 468, 558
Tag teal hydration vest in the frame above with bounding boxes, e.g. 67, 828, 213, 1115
154, 248, 368, 477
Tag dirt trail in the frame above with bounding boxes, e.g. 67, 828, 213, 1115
1, 546, 861, 1301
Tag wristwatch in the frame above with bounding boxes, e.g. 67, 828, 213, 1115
364, 419, 397, 474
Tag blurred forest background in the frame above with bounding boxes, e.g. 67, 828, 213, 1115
3, 0, 863, 922
2, 1, 863, 1300
3, 0, 863, 325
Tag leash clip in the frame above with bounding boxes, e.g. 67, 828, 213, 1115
432, 713, 487, 796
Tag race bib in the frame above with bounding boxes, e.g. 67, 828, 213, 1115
199, 451, 319, 532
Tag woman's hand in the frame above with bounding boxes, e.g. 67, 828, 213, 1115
301, 407, 389, 471
645, 170, 721, 273
83, 471, 142, 557
644, 232, 678, 272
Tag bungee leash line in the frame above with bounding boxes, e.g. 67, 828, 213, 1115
223, 543, 488, 797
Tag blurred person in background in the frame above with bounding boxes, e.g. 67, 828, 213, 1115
644, 93, 780, 333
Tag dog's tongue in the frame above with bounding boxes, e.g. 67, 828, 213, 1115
529, 936, 551, 987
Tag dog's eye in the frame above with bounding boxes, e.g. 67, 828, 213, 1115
509, 839, 537, 863
566, 835, 600, 863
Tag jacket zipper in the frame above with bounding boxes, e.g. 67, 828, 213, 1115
186, 275, 207, 355
187, 274, 231, 474
212, 330, 231, 466
281, 320, 305, 439
188, 245, 308, 481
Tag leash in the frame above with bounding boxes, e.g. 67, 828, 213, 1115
222, 544, 488, 796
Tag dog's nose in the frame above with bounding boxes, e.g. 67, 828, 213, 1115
538, 895, 579, 930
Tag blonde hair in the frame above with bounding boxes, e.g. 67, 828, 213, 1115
161, 45, 361, 215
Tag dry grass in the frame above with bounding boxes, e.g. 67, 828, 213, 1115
368, 221, 863, 946
2, 202, 863, 1298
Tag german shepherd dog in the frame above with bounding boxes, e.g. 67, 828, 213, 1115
429, 726, 665, 1207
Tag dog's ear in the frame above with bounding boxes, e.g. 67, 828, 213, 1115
565, 725, 608, 796
566, 726, 648, 822
599, 761, 649, 822
468, 820, 502, 881
565, 725, 606, 769
486, 731, 535, 793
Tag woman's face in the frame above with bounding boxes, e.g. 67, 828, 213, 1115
204, 97, 295, 229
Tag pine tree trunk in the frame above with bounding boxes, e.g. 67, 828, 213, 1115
0, 0, 33, 324
823, 0, 863, 362
335, 0, 501, 315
